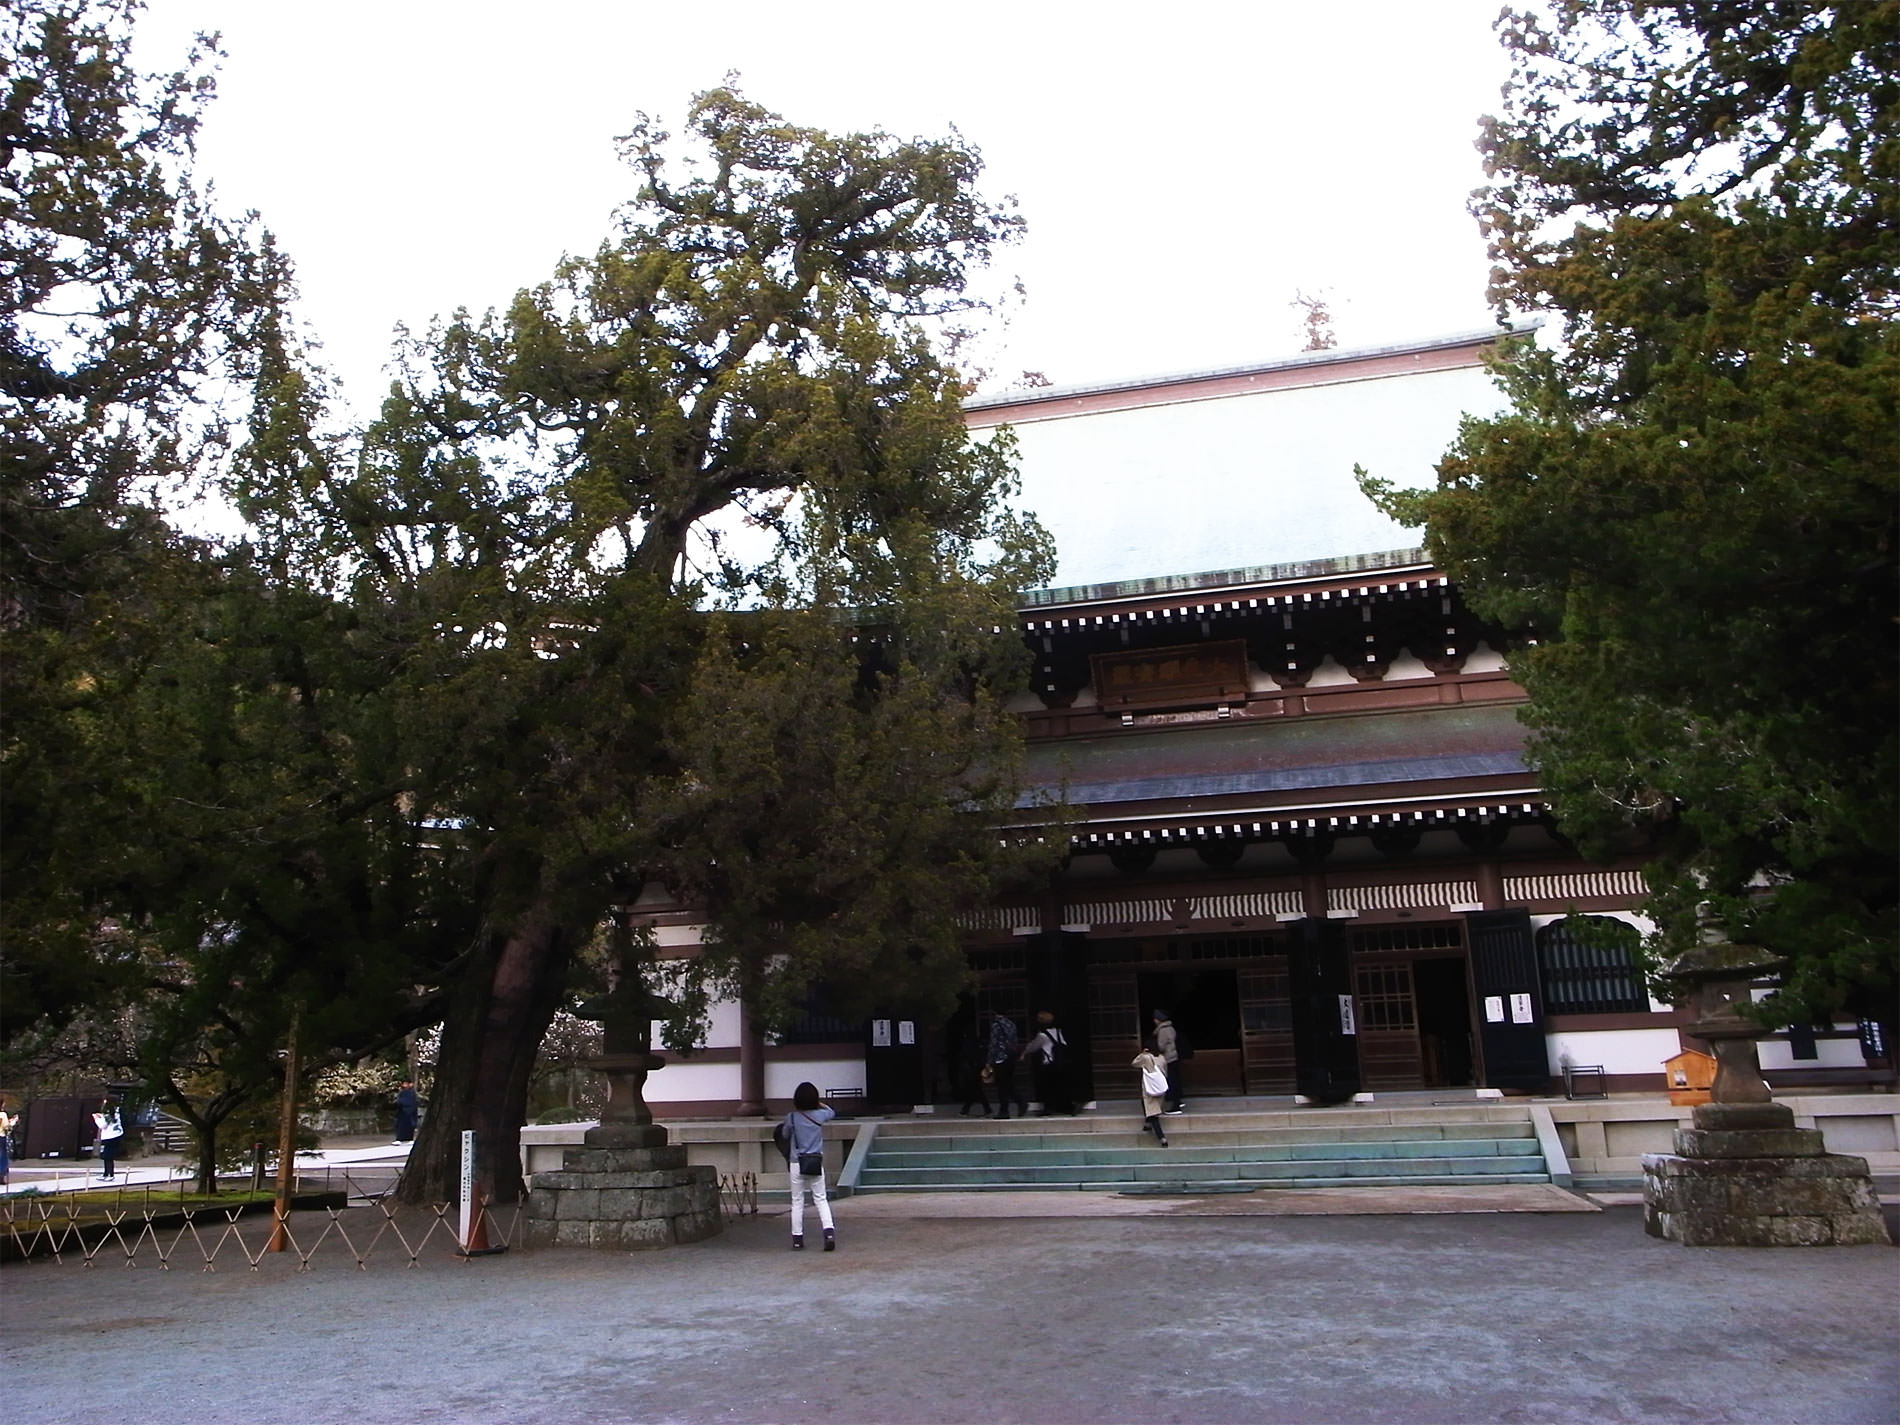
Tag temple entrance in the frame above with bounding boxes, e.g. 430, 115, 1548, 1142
1344, 923, 1475, 1091
1139, 967, 1243, 1097
1347, 955, 1479, 1090
1414, 955, 1476, 1088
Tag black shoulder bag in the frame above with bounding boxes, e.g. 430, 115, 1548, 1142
795, 1111, 824, 1177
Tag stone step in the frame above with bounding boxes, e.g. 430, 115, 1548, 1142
869, 1137, 1538, 1169
856, 1109, 1551, 1193
854, 1171, 1556, 1194
881, 1124, 1535, 1155
879, 1128, 1535, 1152
857, 1154, 1551, 1188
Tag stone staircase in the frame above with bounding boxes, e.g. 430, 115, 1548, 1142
854, 1104, 1551, 1193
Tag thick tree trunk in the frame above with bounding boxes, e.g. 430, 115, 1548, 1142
398, 904, 571, 1206
163, 1082, 234, 1195
193, 1120, 219, 1196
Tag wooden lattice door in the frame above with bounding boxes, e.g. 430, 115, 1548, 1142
1239, 960, 1295, 1093
1353, 961, 1423, 1089
1088, 970, 1141, 1099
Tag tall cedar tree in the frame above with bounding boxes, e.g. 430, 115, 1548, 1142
1365, 1, 1897, 1024
238, 86, 1052, 1204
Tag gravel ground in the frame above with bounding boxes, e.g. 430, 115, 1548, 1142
0, 1205, 1894, 1425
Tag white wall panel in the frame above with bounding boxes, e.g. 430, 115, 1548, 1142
990, 364, 1507, 590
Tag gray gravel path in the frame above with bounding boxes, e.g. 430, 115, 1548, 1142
1, 1206, 1893, 1424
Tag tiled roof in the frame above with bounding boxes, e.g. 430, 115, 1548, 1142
1020, 703, 1533, 816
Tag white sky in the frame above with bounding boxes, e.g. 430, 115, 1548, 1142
135, 0, 1514, 425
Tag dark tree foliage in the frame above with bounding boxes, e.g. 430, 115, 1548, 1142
4, 22, 1053, 1203
235, 85, 1052, 1203
1368, 0, 1897, 1023
1, 0, 287, 1044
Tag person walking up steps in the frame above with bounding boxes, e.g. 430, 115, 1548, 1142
986, 1011, 1026, 1119
1024, 1010, 1074, 1116
1153, 1008, 1186, 1114
1133, 1040, 1171, 1146
961, 1013, 993, 1117
781, 1082, 837, 1252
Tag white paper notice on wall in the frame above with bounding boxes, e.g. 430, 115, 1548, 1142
1484, 996, 1505, 1024
1510, 993, 1534, 1024
872, 1019, 892, 1047
1338, 994, 1356, 1036
898, 1020, 915, 1046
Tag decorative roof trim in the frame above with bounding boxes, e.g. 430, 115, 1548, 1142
1034, 797, 1550, 846
1020, 547, 1438, 614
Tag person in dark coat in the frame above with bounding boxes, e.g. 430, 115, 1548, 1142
392, 1081, 420, 1144
960, 1016, 993, 1117
986, 1011, 1026, 1119
1153, 1008, 1185, 1114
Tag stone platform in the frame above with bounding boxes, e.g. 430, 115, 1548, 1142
1642, 1102, 1889, 1246
523, 1124, 722, 1251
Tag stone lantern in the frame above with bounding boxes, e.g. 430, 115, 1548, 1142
1642, 938, 1887, 1246
523, 942, 723, 1250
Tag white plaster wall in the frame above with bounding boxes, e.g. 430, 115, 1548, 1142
639, 1057, 870, 1111
1546, 1028, 1682, 1077
1462, 643, 1508, 674
1759, 1028, 1869, 1070
643, 1059, 738, 1105
1303, 655, 1358, 687
1382, 651, 1434, 681
646, 995, 743, 1052
985, 364, 1507, 590
766, 1060, 867, 1101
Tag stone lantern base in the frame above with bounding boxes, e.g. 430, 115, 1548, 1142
523, 1123, 723, 1251
1642, 1103, 1889, 1246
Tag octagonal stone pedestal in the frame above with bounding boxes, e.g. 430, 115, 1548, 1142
524, 1123, 723, 1251
1642, 1103, 1890, 1246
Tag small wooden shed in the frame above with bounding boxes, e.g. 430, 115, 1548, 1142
1664, 1048, 1717, 1106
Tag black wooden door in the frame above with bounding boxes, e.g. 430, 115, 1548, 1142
1465, 908, 1550, 1091
863, 1016, 924, 1109
1287, 917, 1361, 1103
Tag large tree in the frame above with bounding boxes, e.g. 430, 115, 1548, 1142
1, 0, 290, 1044
239, 85, 1051, 1204
1368, 0, 1897, 1023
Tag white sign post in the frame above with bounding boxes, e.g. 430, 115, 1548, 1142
459, 1129, 476, 1249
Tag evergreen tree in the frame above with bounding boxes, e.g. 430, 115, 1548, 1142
239, 85, 1052, 1203
1367, 0, 1897, 1023
1, 0, 290, 1044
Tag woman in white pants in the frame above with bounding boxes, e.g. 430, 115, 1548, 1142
782, 1081, 837, 1250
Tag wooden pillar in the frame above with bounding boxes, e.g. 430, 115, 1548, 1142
1301, 869, 1328, 920
1476, 860, 1505, 910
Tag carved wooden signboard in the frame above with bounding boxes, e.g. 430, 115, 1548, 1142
1090, 639, 1251, 713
